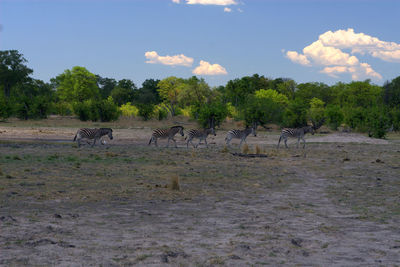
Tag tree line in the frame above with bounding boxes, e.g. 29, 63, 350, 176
1, 50, 400, 138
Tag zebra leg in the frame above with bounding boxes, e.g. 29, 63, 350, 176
196, 139, 201, 148
284, 138, 288, 148
204, 138, 208, 148
172, 138, 178, 148
166, 138, 170, 148
277, 136, 282, 149
154, 138, 158, 147
91, 138, 97, 147
297, 137, 300, 148
239, 139, 244, 148
77, 138, 81, 148
302, 137, 306, 149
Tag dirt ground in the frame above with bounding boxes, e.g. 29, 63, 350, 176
1, 119, 400, 266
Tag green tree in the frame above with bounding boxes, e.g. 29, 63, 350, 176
383, 76, 400, 107
97, 76, 117, 99
244, 94, 283, 127
135, 79, 161, 105
197, 100, 228, 128
296, 82, 333, 104
0, 50, 33, 98
0, 89, 12, 120
157, 76, 185, 116
307, 97, 325, 128
283, 98, 308, 127
53, 66, 100, 102
325, 104, 343, 130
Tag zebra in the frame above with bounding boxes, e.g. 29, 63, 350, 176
277, 125, 314, 149
186, 128, 216, 148
148, 126, 184, 148
73, 128, 113, 147
225, 125, 257, 148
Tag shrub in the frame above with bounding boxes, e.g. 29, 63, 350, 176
97, 97, 120, 122
0, 91, 12, 120
325, 104, 343, 130
137, 103, 154, 121
14, 95, 51, 120
365, 106, 390, 138
72, 101, 91, 121
154, 105, 168, 120
197, 101, 228, 128
283, 99, 308, 128
53, 102, 73, 116
120, 102, 139, 117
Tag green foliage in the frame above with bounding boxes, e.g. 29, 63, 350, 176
325, 104, 343, 130
244, 94, 284, 126
283, 98, 308, 127
97, 76, 117, 99
137, 103, 154, 121
157, 76, 185, 116
53, 66, 100, 102
154, 105, 168, 120
0, 90, 12, 120
308, 97, 325, 127
72, 98, 120, 122
120, 102, 139, 117
383, 76, 400, 107
337, 80, 382, 108
52, 102, 73, 116
343, 106, 368, 131
388, 107, 400, 131
197, 101, 228, 128
254, 89, 289, 106
365, 106, 390, 138
296, 82, 333, 104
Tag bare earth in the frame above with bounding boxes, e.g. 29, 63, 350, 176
1, 122, 399, 266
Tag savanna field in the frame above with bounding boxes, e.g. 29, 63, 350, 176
1, 117, 400, 266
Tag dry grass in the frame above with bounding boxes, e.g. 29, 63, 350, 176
242, 144, 250, 154
169, 175, 180, 191
255, 145, 261, 154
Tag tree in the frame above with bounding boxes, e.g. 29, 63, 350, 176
296, 82, 333, 104
97, 76, 117, 99
307, 97, 325, 129
135, 79, 161, 105
244, 94, 283, 127
325, 104, 343, 130
0, 89, 12, 120
283, 98, 308, 127
197, 100, 228, 128
0, 50, 33, 98
52, 66, 100, 102
157, 76, 185, 116
273, 78, 296, 100
383, 76, 400, 107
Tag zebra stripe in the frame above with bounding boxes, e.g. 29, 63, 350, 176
277, 126, 314, 149
225, 126, 257, 148
148, 126, 184, 148
73, 128, 113, 147
186, 128, 216, 148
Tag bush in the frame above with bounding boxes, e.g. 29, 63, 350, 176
73, 98, 120, 122
365, 106, 390, 138
14, 95, 51, 120
343, 107, 368, 131
325, 104, 343, 130
137, 103, 154, 121
0, 91, 12, 120
283, 99, 308, 128
97, 97, 120, 122
154, 105, 168, 121
53, 102, 73, 116
120, 102, 139, 117
197, 102, 228, 128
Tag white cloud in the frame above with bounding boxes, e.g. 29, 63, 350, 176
184, 0, 237, 5
192, 60, 227, 75
172, 0, 180, 3
224, 7, 232, 12
286, 51, 310, 66
285, 28, 400, 80
145, 51, 193, 67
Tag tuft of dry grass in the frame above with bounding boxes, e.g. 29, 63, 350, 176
220, 145, 229, 153
169, 175, 180, 191
255, 145, 262, 154
242, 144, 249, 154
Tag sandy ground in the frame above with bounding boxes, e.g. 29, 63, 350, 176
1, 125, 399, 266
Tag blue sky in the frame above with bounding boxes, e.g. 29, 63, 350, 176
1, 0, 399, 87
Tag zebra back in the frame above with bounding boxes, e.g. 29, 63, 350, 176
152, 125, 184, 139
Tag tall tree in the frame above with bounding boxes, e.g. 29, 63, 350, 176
52, 66, 100, 102
96, 76, 117, 99
0, 50, 33, 98
157, 76, 185, 116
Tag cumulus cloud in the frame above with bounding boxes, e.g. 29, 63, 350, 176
172, 0, 180, 3
192, 60, 227, 75
224, 7, 232, 12
145, 51, 193, 67
285, 28, 400, 80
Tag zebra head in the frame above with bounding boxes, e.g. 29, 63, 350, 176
177, 126, 185, 137
306, 126, 314, 135
104, 128, 113, 140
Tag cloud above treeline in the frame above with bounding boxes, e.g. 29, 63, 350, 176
286, 28, 400, 80
145, 51, 194, 67
145, 51, 227, 76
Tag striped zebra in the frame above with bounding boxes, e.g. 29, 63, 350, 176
277, 126, 314, 149
148, 126, 184, 148
73, 128, 113, 147
186, 128, 216, 148
225, 125, 257, 148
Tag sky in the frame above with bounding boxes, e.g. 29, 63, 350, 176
1, 0, 399, 87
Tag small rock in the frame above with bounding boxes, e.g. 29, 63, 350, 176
291, 238, 303, 247
54, 214, 62, 219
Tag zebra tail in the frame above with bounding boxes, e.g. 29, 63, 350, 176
73, 134, 77, 141
148, 137, 152, 145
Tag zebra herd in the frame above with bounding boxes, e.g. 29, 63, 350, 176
73, 125, 316, 149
